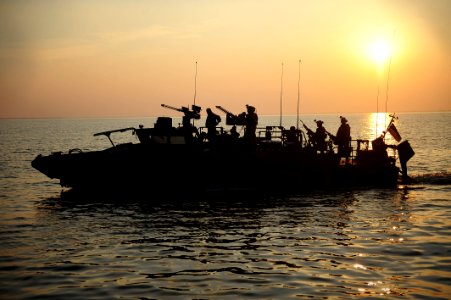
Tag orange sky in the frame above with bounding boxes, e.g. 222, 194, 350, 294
0, 0, 450, 118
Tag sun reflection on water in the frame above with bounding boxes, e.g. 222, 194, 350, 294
353, 263, 367, 270
368, 112, 389, 138
364, 112, 398, 148
356, 281, 393, 296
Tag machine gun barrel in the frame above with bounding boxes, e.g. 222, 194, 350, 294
215, 105, 234, 116
161, 103, 201, 121
300, 120, 310, 131
216, 105, 246, 126
325, 130, 336, 142
161, 104, 184, 113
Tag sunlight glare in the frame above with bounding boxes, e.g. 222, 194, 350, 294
369, 112, 389, 137
368, 39, 392, 65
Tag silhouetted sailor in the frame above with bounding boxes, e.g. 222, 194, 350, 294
244, 105, 258, 143
314, 120, 328, 152
331, 116, 351, 156
205, 108, 221, 142
230, 125, 240, 139
181, 105, 201, 143
304, 120, 327, 152
285, 126, 299, 144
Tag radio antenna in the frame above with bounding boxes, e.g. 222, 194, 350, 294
192, 61, 198, 127
384, 29, 396, 129
279, 62, 284, 127
297, 59, 301, 130
193, 61, 198, 106
376, 85, 380, 138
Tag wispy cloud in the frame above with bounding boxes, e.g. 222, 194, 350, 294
104, 25, 175, 44
0, 23, 210, 63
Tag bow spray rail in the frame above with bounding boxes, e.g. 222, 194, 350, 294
94, 127, 136, 147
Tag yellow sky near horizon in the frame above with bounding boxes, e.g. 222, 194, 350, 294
0, 0, 450, 118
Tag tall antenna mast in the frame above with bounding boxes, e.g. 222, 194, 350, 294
193, 61, 198, 106
384, 29, 396, 130
297, 59, 301, 130
279, 62, 284, 127
192, 61, 198, 127
376, 85, 380, 138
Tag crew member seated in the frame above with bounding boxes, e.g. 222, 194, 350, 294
284, 126, 300, 145
230, 125, 240, 140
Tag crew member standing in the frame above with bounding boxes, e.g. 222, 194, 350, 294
334, 116, 351, 156
313, 120, 328, 153
182, 105, 201, 143
244, 105, 258, 143
205, 108, 221, 142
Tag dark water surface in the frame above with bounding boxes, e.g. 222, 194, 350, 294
0, 113, 450, 299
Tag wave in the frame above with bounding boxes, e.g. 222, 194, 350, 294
411, 172, 451, 185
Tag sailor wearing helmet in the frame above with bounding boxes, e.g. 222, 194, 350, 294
334, 116, 351, 156
244, 104, 258, 143
313, 120, 328, 152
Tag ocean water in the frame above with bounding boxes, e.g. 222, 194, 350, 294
0, 112, 450, 299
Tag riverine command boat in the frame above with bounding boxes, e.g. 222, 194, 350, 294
31, 104, 415, 194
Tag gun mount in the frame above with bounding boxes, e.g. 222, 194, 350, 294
300, 120, 313, 135
215, 105, 246, 126
161, 104, 201, 120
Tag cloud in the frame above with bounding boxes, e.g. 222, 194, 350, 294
104, 25, 175, 44
2, 22, 210, 63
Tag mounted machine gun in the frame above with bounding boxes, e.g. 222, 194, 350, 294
215, 105, 246, 126
161, 104, 201, 120
300, 120, 314, 136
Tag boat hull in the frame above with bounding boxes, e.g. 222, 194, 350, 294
32, 142, 400, 194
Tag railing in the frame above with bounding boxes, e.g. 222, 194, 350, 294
253, 125, 399, 165
93, 127, 136, 147
256, 126, 309, 147
157, 124, 398, 166
332, 139, 397, 166
198, 126, 225, 136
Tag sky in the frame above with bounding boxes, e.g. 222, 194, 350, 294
0, 0, 450, 118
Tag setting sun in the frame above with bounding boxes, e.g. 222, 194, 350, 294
0, 1, 449, 118
368, 39, 392, 65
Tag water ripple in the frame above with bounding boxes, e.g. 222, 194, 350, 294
1, 115, 451, 299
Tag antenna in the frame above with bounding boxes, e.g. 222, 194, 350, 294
279, 62, 284, 127
192, 61, 198, 127
297, 59, 301, 130
384, 29, 396, 129
193, 61, 198, 106
376, 85, 380, 138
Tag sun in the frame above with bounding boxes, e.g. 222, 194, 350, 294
368, 39, 392, 65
